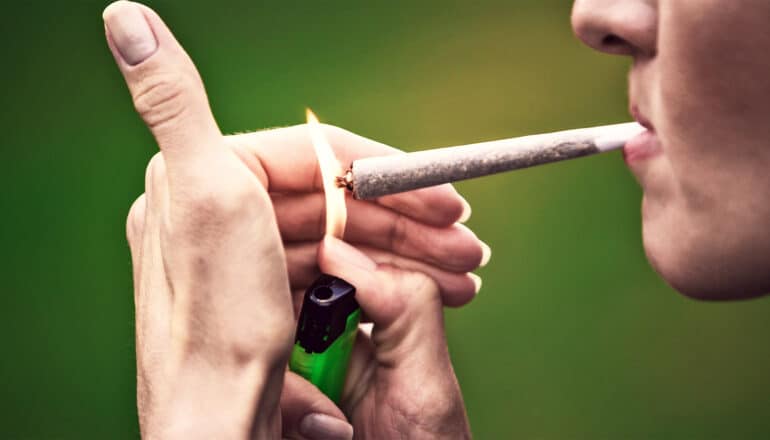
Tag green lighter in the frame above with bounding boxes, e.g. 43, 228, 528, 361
289, 274, 361, 404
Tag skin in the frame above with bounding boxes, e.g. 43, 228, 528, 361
572, 0, 770, 300
104, 1, 481, 438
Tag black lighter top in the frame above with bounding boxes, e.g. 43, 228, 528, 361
295, 274, 359, 354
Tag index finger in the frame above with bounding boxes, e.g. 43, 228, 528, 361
226, 124, 470, 227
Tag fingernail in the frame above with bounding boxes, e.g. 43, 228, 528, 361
469, 273, 483, 294
359, 322, 374, 337
458, 197, 472, 223
323, 236, 377, 271
103, 1, 158, 65
299, 413, 354, 440
480, 241, 492, 267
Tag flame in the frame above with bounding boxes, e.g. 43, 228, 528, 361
306, 109, 347, 239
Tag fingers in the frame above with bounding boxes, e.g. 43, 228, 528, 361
225, 125, 468, 227
280, 372, 354, 440
273, 192, 486, 272
103, 1, 223, 179
285, 242, 480, 307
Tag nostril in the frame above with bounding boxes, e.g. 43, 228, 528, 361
602, 34, 625, 47
572, 1, 656, 58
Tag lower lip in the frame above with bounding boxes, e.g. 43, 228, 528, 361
623, 129, 662, 165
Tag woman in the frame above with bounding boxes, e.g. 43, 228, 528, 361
106, 0, 770, 438
572, 0, 770, 300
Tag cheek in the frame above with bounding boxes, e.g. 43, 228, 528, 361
647, 4, 770, 241
634, 1, 770, 298
659, 1, 770, 105
657, 0, 770, 166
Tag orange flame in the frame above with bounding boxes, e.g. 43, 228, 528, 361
306, 109, 347, 239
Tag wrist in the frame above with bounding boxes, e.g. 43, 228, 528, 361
156, 360, 285, 440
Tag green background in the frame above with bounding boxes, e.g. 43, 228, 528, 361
2, 0, 769, 438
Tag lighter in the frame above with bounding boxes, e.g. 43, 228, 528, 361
289, 274, 361, 403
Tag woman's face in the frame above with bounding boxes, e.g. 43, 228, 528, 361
572, 0, 770, 299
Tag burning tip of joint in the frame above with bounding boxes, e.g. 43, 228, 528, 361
335, 169, 354, 191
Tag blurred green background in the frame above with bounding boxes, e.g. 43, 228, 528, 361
2, 0, 769, 438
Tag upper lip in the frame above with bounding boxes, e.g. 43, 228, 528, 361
630, 104, 654, 132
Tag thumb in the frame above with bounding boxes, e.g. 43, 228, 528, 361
281, 371, 354, 440
103, 1, 222, 174
318, 237, 449, 359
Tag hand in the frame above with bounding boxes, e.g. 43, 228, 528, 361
226, 124, 487, 440
224, 125, 487, 311
105, 2, 292, 438
105, 1, 488, 438
281, 237, 472, 440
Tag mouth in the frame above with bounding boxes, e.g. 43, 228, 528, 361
624, 105, 662, 165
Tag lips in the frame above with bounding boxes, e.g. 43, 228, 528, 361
624, 105, 662, 165
623, 129, 661, 164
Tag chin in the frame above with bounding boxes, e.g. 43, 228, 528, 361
642, 211, 770, 301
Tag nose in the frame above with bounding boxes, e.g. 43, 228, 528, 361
571, 0, 657, 57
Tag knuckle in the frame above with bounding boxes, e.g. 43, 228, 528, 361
319, 122, 344, 137
144, 153, 167, 204
126, 194, 147, 244
409, 271, 440, 300
388, 214, 409, 251
316, 195, 327, 238
132, 73, 194, 130
178, 181, 267, 234
144, 153, 166, 189
383, 266, 440, 306
319, 123, 349, 148
230, 325, 294, 369
401, 268, 437, 293
198, 184, 261, 216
